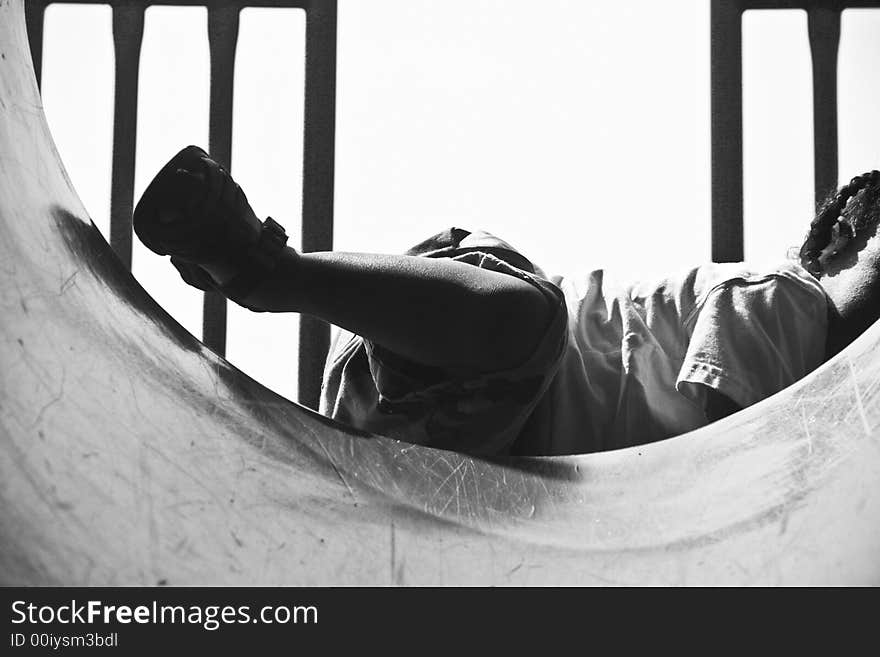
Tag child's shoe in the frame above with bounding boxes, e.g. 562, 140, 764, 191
133, 145, 288, 308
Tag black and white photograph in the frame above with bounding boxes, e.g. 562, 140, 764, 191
1, 0, 878, 625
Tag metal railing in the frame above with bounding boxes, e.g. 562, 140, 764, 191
25, 0, 336, 410
25, 0, 880, 406
711, 0, 880, 262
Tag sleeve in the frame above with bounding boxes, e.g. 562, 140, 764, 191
320, 249, 569, 456
676, 275, 828, 410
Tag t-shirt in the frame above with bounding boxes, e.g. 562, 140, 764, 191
320, 229, 829, 455
536, 260, 828, 454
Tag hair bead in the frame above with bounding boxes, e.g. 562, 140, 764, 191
798, 170, 880, 276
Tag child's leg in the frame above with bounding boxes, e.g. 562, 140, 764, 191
218, 249, 552, 375
134, 147, 551, 376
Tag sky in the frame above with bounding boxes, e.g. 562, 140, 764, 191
38, 0, 880, 403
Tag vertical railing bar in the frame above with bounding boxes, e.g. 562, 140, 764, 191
807, 6, 841, 207
298, 0, 337, 409
710, 0, 745, 263
203, 3, 241, 357
110, 2, 145, 270
24, 0, 48, 90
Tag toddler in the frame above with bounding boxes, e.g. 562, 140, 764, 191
134, 146, 880, 455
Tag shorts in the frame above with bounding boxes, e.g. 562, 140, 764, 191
318, 227, 568, 456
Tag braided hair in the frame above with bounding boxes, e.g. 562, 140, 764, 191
799, 170, 880, 276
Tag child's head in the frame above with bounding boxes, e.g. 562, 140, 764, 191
799, 170, 880, 279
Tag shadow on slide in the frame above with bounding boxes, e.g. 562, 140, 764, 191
0, 0, 878, 585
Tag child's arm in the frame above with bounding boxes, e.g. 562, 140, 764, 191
704, 388, 741, 423
232, 248, 554, 376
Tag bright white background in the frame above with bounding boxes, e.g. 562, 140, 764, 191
39, 0, 880, 402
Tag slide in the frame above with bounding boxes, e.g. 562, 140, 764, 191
1, 0, 878, 585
